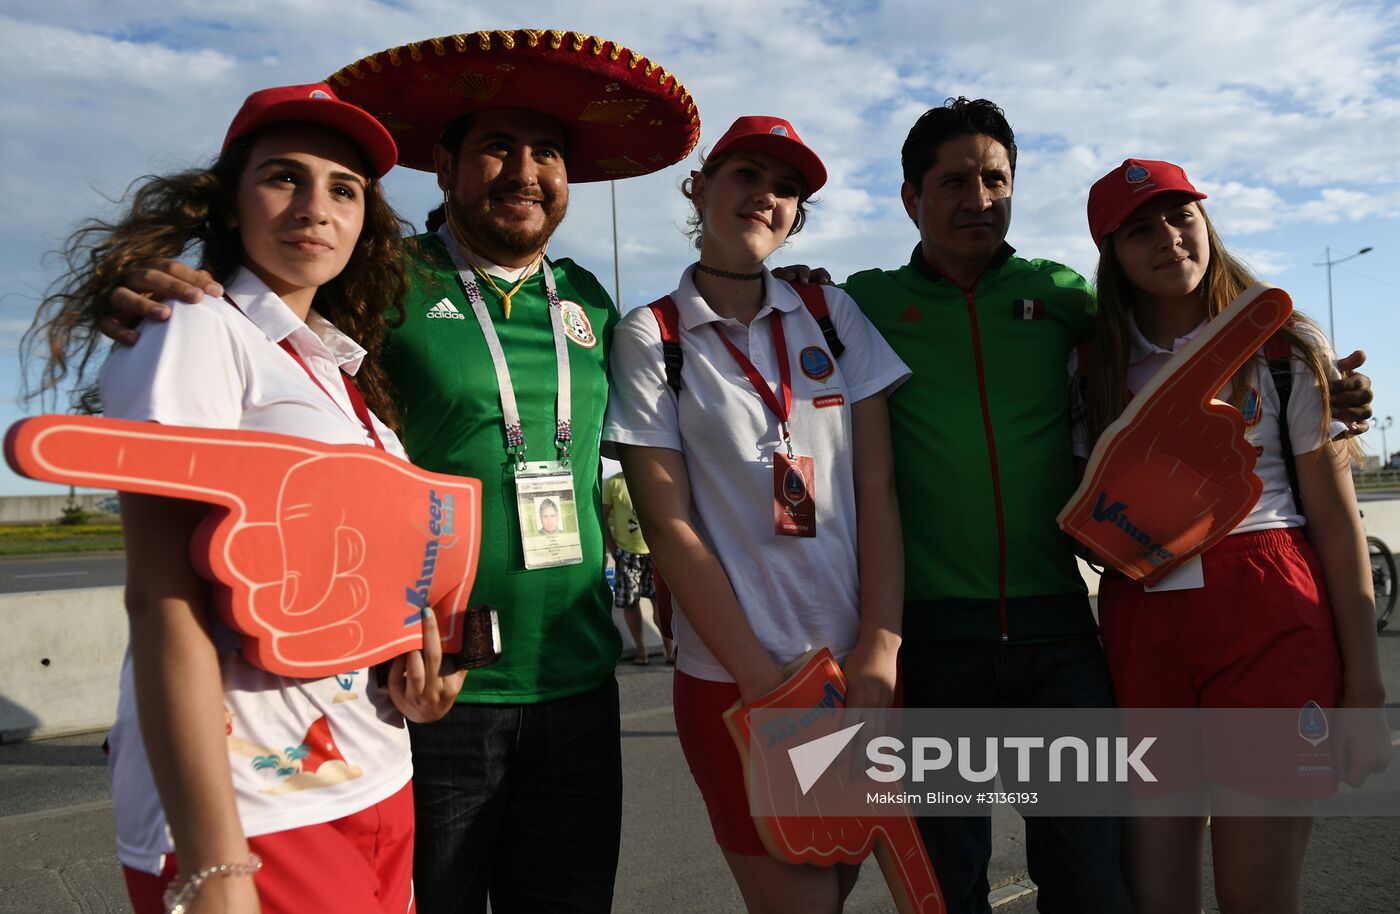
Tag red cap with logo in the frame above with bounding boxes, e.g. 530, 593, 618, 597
222, 83, 398, 179
709, 116, 827, 195
1087, 158, 1207, 248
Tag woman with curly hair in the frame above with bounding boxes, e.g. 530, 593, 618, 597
27, 83, 461, 914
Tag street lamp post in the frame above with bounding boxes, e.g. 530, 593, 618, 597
1314, 245, 1373, 342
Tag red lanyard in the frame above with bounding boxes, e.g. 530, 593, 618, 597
713, 312, 794, 454
223, 296, 385, 451
275, 339, 385, 452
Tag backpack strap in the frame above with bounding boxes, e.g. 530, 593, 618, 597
788, 282, 845, 359
648, 284, 847, 393
1262, 332, 1302, 514
1074, 341, 1094, 377
646, 296, 685, 393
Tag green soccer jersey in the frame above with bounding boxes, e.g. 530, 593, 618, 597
384, 232, 621, 702
843, 244, 1098, 643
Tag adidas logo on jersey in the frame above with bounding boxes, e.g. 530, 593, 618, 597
427, 298, 465, 319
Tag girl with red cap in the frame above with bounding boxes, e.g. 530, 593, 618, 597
27, 84, 464, 914
604, 117, 910, 912
1077, 158, 1390, 914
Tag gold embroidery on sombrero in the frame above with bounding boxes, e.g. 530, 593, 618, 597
450, 73, 501, 100
596, 156, 646, 175
579, 100, 649, 124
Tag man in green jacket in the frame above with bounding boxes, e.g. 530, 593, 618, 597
840, 97, 1372, 914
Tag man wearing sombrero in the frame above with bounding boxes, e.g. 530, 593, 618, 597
103, 29, 699, 914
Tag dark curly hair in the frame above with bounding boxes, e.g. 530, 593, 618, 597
24, 127, 411, 427
901, 97, 1018, 188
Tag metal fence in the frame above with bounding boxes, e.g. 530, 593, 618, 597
1355, 469, 1400, 491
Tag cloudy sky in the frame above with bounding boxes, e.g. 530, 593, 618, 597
3, 0, 1398, 495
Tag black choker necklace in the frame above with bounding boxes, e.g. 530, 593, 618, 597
696, 262, 764, 281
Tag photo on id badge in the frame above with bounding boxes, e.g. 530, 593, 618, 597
517, 461, 583, 569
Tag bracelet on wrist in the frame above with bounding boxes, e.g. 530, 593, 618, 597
163, 853, 262, 914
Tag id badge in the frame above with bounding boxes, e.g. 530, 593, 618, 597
1144, 555, 1205, 592
773, 453, 816, 537
515, 460, 583, 569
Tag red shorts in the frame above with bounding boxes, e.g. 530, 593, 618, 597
1100, 528, 1343, 797
672, 670, 767, 855
122, 780, 416, 914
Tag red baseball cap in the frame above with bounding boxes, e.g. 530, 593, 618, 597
1087, 158, 1207, 248
222, 83, 398, 179
709, 116, 826, 195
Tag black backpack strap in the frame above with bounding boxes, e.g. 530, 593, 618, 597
647, 296, 684, 393
788, 282, 845, 359
1263, 334, 1301, 514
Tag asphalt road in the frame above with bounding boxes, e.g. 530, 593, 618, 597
2, 624, 1399, 913
0, 553, 126, 594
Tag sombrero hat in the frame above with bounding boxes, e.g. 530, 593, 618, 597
326, 29, 700, 182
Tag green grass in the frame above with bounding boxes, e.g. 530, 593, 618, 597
0, 521, 125, 556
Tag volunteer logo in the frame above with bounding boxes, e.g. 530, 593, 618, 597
427, 298, 465, 320
783, 464, 808, 506
770, 125, 789, 137
1091, 492, 1175, 567
404, 490, 454, 624
1298, 701, 1329, 747
1241, 386, 1261, 426
1126, 163, 1150, 184
800, 346, 834, 380
560, 300, 598, 348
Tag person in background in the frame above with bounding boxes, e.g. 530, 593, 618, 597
602, 472, 666, 664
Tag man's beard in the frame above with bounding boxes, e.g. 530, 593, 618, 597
448, 188, 567, 263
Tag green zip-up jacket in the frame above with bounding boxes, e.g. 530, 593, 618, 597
843, 244, 1097, 644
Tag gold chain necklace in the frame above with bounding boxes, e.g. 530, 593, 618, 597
471, 258, 542, 320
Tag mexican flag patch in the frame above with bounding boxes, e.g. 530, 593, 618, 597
1012, 299, 1045, 320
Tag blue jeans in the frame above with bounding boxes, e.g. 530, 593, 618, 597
901, 636, 1134, 914
408, 676, 623, 914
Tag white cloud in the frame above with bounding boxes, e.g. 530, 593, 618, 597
3, 0, 1400, 487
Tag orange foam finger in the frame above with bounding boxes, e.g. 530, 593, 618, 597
1060, 284, 1293, 585
726, 649, 946, 914
8, 414, 484, 678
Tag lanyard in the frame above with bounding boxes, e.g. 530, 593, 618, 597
437, 224, 572, 465
222, 296, 385, 451
713, 312, 795, 457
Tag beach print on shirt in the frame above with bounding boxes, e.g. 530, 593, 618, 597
332, 669, 361, 703
227, 705, 364, 795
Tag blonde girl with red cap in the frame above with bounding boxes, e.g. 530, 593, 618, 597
28, 84, 465, 914
1077, 158, 1391, 914
604, 117, 910, 913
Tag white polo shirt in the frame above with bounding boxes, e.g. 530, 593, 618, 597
604, 267, 909, 682
1070, 314, 1344, 534
101, 268, 412, 875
